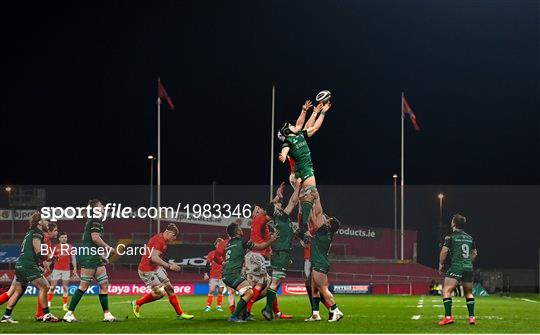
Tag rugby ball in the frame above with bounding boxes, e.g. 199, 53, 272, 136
316, 90, 331, 103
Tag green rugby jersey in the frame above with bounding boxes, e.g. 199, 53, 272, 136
283, 130, 313, 170
16, 228, 44, 267
82, 218, 104, 249
443, 230, 476, 270
272, 213, 294, 252
223, 237, 253, 277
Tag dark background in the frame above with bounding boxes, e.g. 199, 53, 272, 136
0, 1, 538, 268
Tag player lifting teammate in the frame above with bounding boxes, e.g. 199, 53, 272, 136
131, 223, 194, 320
222, 222, 277, 323
63, 199, 116, 322
438, 214, 478, 326
0, 212, 59, 323
261, 180, 301, 320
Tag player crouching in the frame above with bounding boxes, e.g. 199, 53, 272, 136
131, 223, 194, 320
222, 222, 277, 323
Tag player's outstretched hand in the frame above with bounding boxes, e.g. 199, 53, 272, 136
170, 264, 181, 272
314, 102, 323, 114
276, 182, 285, 199
279, 153, 287, 163
322, 102, 331, 113
302, 100, 313, 112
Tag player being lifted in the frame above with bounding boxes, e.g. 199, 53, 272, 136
48, 231, 78, 311
438, 214, 478, 326
203, 238, 225, 312
261, 180, 301, 320
277, 92, 331, 239
131, 223, 194, 320
222, 222, 277, 323
63, 199, 116, 322
0, 212, 59, 323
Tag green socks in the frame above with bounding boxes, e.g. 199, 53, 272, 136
42, 307, 50, 315
443, 298, 452, 317
4, 308, 12, 317
312, 297, 320, 312
466, 298, 475, 316
68, 289, 85, 312
265, 289, 277, 312
301, 201, 313, 231
99, 294, 109, 312
232, 298, 247, 318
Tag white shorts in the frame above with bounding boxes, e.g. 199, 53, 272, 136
209, 278, 225, 287
138, 267, 171, 288
50, 269, 70, 281
243, 251, 269, 285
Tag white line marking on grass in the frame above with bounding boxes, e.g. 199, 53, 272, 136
521, 298, 539, 303
411, 315, 421, 320
416, 305, 423, 308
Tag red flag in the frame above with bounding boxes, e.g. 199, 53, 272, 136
402, 96, 420, 131
157, 78, 175, 110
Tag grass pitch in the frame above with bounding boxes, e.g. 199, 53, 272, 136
0, 294, 538, 333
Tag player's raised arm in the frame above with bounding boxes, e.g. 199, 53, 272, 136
293, 100, 312, 132
283, 178, 301, 216
303, 102, 322, 130
305, 102, 331, 137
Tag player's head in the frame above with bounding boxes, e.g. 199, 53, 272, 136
29, 211, 49, 230
325, 214, 341, 234
47, 222, 58, 238
227, 222, 242, 238
88, 199, 104, 218
59, 232, 68, 243
164, 223, 179, 242
214, 237, 223, 248
451, 213, 467, 230
277, 122, 296, 141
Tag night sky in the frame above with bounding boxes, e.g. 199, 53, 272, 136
1, 1, 539, 268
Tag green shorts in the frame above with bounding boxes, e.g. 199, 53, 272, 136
310, 228, 332, 274
79, 255, 103, 269
446, 266, 474, 283
15, 264, 43, 285
271, 250, 291, 279
222, 273, 246, 290
294, 164, 315, 182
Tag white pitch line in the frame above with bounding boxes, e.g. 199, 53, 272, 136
416, 305, 423, 308
411, 315, 421, 320
521, 298, 539, 303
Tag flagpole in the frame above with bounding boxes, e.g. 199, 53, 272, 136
400, 91, 405, 261
157, 95, 162, 234
270, 85, 275, 202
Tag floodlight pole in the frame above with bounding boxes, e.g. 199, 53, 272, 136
157, 96, 162, 234
270, 85, 275, 202
400, 92, 405, 261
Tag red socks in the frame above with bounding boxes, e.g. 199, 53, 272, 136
168, 295, 183, 315
206, 294, 213, 307
62, 296, 68, 305
229, 304, 235, 313
136, 293, 157, 306
273, 296, 280, 314
0, 292, 10, 305
35, 301, 44, 317
246, 287, 261, 312
217, 294, 223, 306
47, 292, 54, 302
